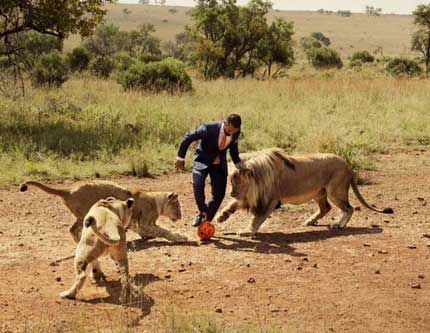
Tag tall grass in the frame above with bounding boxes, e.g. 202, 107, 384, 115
1, 71, 429, 184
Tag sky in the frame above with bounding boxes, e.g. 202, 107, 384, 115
119, 1, 426, 15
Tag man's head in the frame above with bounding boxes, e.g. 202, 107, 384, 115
224, 114, 241, 136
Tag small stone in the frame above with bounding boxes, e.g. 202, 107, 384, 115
178, 269, 186, 273
303, 257, 309, 262
417, 197, 425, 202
297, 266, 303, 271
246, 263, 251, 268
247, 277, 256, 283
271, 309, 280, 313
313, 263, 319, 268
56, 277, 61, 282
215, 308, 223, 313
407, 245, 417, 249
418, 274, 425, 279
164, 275, 171, 279
363, 243, 371, 247
375, 270, 381, 274
423, 234, 430, 239
378, 250, 388, 254
411, 283, 421, 289
383, 220, 390, 223
18, 243, 24, 247
354, 206, 361, 211
285, 259, 292, 263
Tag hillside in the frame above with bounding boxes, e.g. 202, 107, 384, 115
65, 4, 416, 58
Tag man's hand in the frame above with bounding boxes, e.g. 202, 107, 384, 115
175, 159, 185, 171
234, 161, 245, 170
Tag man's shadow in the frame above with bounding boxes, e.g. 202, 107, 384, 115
209, 226, 383, 257
83, 273, 159, 325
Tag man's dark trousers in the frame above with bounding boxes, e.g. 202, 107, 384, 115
192, 164, 227, 221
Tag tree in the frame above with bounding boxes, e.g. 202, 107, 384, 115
412, 4, 430, 73
301, 32, 330, 63
257, 18, 295, 78
189, 0, 294, 79
0, 0, 113, 94
365, 6, 382, 16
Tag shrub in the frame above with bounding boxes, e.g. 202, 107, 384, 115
385, 58, 422, 77
112, 52, 137, 72
118, 58, 192, 93
351, 50, 374, 63
310, 46, 343, 69
89, 56, 115, 78
32, 51, 69, 87
349, 59, 363, 68
68, 47, 91, 72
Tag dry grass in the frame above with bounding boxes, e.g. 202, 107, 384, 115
1, 69, 429, 184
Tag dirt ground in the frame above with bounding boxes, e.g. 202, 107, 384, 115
1, 147, 429, 332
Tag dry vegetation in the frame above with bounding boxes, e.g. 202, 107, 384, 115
66, 4, 416, 59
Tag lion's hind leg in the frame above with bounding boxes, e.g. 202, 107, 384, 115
304, 189, 332, 226
327, 182, 353, 229
69, 218, 83, 243
60, 259, 88, 299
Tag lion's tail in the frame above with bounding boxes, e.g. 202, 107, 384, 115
351, 181, 394, 214
84, 216, 121, 246
19, 181, 69, 198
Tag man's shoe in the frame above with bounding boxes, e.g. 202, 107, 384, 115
192, 213, 207, 227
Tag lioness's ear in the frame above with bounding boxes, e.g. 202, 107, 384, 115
168, 192, 178, 200
84, 216, 96, 228
126, 198, 134, 208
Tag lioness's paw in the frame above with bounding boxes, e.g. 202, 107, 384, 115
215, 213, 228, 223
59, 291, 76, 299
304, 219, 318, 226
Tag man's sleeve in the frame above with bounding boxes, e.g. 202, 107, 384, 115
229, 139, 241, 165
177, 124, 207, 159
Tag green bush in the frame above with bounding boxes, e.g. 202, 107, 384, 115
112, 52, 137, 72
89, 56, 115, 78
32, 51, 69, 87
68, 47, 91, 72
310, 46, 343, 69
118, 58, 192, 93
351, 50, 374, 63
349, 59, 363, 68
385, 58, 422, 77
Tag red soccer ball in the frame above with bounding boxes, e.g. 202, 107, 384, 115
197, 221, 215, 241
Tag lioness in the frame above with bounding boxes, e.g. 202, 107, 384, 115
19, 180, 186, 243
60, 197, 137, 301
216, 148, 393, 236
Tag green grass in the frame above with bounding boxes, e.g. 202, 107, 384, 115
1, 67, 430, 184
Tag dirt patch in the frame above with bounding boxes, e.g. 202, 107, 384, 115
1, 148, 429, 332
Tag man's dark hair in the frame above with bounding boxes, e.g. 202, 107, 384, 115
226, 114, 241, 129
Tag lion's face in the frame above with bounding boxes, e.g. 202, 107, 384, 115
230, 169, 252, 200
164, 192, 182, 221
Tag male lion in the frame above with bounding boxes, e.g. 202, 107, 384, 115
60, 197, 137, 301
19, 180, 187, 280
216, 148, 393, 236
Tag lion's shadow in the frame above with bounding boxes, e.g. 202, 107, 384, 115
127, 239, 199, 252
82, 273, 158, 325
210, 226, 383, 256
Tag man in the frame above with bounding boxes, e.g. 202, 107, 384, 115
175, 114, 243, 227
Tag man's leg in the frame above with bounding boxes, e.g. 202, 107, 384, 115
192, 168, 209, 226
206, 165, 227, 221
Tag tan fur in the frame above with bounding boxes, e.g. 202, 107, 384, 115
19, 180, 187, 244
60, 197, 138, 301
217, 148, 393, 236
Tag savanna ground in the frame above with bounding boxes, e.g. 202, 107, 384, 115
1, 145, 430, 332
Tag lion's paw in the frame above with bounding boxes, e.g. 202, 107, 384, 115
59, 291, 76, 299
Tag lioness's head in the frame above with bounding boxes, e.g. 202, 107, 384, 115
86, 197, 135, 227
230, 168, 253, 200
163, 192, 182, 221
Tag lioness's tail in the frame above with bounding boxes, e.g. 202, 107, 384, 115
84, 216, 121, 246
19, 181, 69, 198
351, 181, 394, 214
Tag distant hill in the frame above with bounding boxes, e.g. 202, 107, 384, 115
65, 3, 416, 58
